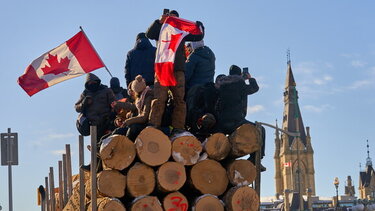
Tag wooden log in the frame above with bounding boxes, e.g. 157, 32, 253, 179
58, 161, 63, 211
49, 167, 56, 211
100, 134, 136, 170
44, 177, 50, 211
126, 162, 155, 197
87, 197, 126, 211
135, 127, 171, 166
226, 159, 256, 186
223, 186, 259, 211
63, 172, 90, 211
203, 133, 231, 161
65, 144, 73, 199
162, 191, 188, 211
97, 170, 126, 198
192, 194, 224, 211
190, 160, 228, 196
228, 123, 260, 157
156, 162, 186, 192
130, 196, 163, 211
171, 135, 202, 166
62, 154, 68, 206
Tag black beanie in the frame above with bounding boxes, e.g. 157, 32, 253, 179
136, 32, 146, 41
170, 10, 179, 17
229, 65, 241, 76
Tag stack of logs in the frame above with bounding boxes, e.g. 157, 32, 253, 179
62, 123, 261, 211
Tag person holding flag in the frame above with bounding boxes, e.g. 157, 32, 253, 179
146, 10, 205, 135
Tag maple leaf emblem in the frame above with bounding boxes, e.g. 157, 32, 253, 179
162, 33, 183, 52
41, 53, 71, 75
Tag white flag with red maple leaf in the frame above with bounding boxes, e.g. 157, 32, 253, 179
18, 31, 104, 96
155, 16, 202, 86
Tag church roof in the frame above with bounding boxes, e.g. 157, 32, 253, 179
360, 165, 375, 187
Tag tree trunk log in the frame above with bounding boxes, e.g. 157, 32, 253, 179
126, 162, 155, 198
135, 127, 171, 166
203, 133, 231, 161
63, 173, 90, 211
162, 191, 189, 211
223, 186, 259, 211
130, 196, 163, 211
226, 159, 256, 186
87, 197, 126, 211
192, 194, 224, 211
228, 123, 260, 157
97, 170, 126, 198
172, 135, 202, 166
156, 162, 186, 192
100, 135, 136, 170
190, 160, 228, 196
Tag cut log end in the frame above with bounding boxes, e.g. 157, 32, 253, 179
127, 162, 155, 198
100, 135, 136, 170
87, 197, 126, 211
224, 186, 259, 211
190, 160, 228, 196
204, 133, 231, 161
193, 194, 224, 211
131, 196, 163, 211
135, 127, 171, 166
227, 159, 256, 186
97, 170, 126, 198
229, 123, 260, 157
172, 135, 202, 166
157, 162, 186, 192
163, 192, 188, 211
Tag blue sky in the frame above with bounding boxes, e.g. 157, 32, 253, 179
0, 1, 374, 210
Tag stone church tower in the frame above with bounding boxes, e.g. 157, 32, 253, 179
274, 60, 316, 197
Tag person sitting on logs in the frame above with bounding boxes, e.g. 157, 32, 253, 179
215, 65, 266, 171
112, 75, 154, 141
109, 77, 130, 100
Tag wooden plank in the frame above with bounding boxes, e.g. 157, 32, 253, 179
65, 144, 73, 199
49, 167, 56, 211
90, 126, 97, 211
78, 135, 85, 211
63, 154, 68, 206
58, 161, 63, 211
45, 177, 50, 211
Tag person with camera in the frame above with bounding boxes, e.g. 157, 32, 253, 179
145, 9, 205, 135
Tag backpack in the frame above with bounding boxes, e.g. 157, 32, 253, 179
76, 113, 90, 136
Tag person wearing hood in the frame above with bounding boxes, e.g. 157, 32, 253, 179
110, 77, 130, 100
185, 40, 216, 91
75, 73, 116, 139
112, 75, 154, 140
125, 32, 156, 87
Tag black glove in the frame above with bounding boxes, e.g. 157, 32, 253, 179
196, 21, 205, 33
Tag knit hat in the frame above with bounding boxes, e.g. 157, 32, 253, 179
131, 75, 146, 93
170, 10, 179, 17
229, 65, 241, 76
136, 32, 146, 41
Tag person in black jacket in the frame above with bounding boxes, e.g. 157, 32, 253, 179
110, 77, 130, 100
185, 40, 216, 91
125, 32, 156, 87
146, 10, 205, 134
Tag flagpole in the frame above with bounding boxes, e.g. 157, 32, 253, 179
79, 26, 113, 78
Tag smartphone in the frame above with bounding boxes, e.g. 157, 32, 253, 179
242, 67, 249, 78
163, 9, 169, 15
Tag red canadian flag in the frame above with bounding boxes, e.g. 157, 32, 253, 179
18, 31, 105, 96
155, 16, 202, 86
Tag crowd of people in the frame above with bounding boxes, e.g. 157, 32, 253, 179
75, 9, 265, 172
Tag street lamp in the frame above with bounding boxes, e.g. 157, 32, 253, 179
334, 177, 340, 209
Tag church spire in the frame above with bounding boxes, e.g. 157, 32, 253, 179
366, 140, 372, 167
282, 52, 307, 145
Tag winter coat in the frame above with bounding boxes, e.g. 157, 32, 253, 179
75, 74, 115, 126
146, 19, 204, 72
110, 77, 130, 100
125, 37, 156, 86
185, 46, 215, 90
186, 82, 218, 134
215, 75, 259, 134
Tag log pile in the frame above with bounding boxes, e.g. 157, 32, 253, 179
62, 123, 261, 211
